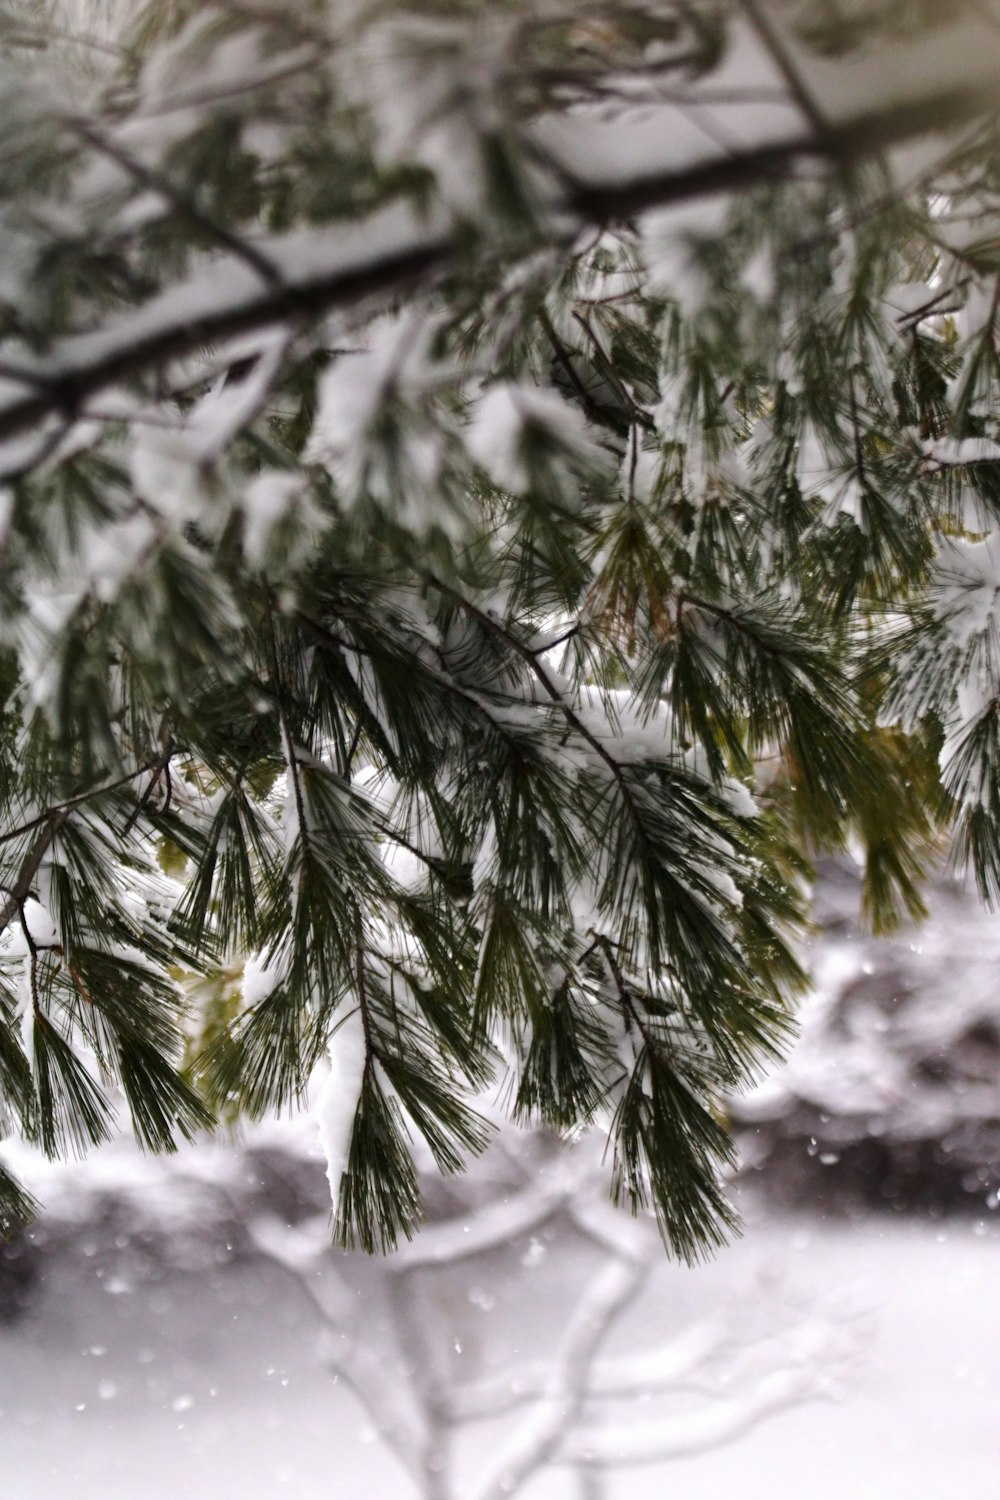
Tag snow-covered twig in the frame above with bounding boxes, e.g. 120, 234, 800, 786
387, 1173, 581, 1270
558, 1362, 837, 1469
447, 1318, 730, 1421
473, 1250, 648, 1500
247, 1211, 429, 1481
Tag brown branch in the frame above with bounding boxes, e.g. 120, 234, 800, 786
0, 813, 68, 940
571, 309, 653, 429
538, 306, 607, 427
0, 226, 451, 452
561, 77, 999, 225
122, 739, 175, 836
593, 930, 648, 1042
18, 903, 43, 1016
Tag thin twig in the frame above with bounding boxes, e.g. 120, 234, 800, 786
122, 739, 175, 836
735, 0, 831, 143
0, 767, 151, 850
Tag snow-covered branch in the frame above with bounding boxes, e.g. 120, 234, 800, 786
558, 1360, 839, 1469
1, 12, 999, 471
473, 1251, 648, 1500
247, 1210, 430, 1480
238, 1124, 869, 1500
0, 204, 452, 459
447, 1318, 731, 1422
387, 1173, 582, 1270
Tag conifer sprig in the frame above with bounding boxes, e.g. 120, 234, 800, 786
1, 0, 1000, 1257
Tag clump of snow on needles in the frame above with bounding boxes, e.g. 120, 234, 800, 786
466, 381, 606, 494
346, 11, 520, 214
306, 314, 459, 533
313, 1010, 367, 1216
933, 533, 1000, 650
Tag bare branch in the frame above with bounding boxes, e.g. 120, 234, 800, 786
447, 1316, 728, 1424
734, 0, 831, 143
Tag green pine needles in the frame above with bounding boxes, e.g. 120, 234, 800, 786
1, 0, 1000, 1257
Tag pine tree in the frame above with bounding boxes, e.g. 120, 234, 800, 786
2, 0, 1000, 1257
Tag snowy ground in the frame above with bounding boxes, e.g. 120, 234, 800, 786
2, 1199, 997, 1499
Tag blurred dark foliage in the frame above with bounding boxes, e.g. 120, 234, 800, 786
734, 860, 1000, 1219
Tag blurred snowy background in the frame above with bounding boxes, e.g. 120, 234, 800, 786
2, 860, 998, 1499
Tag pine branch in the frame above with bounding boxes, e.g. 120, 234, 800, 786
0, 20, 996, 466
430, 579, 632, 790
69, 120, 283, 287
